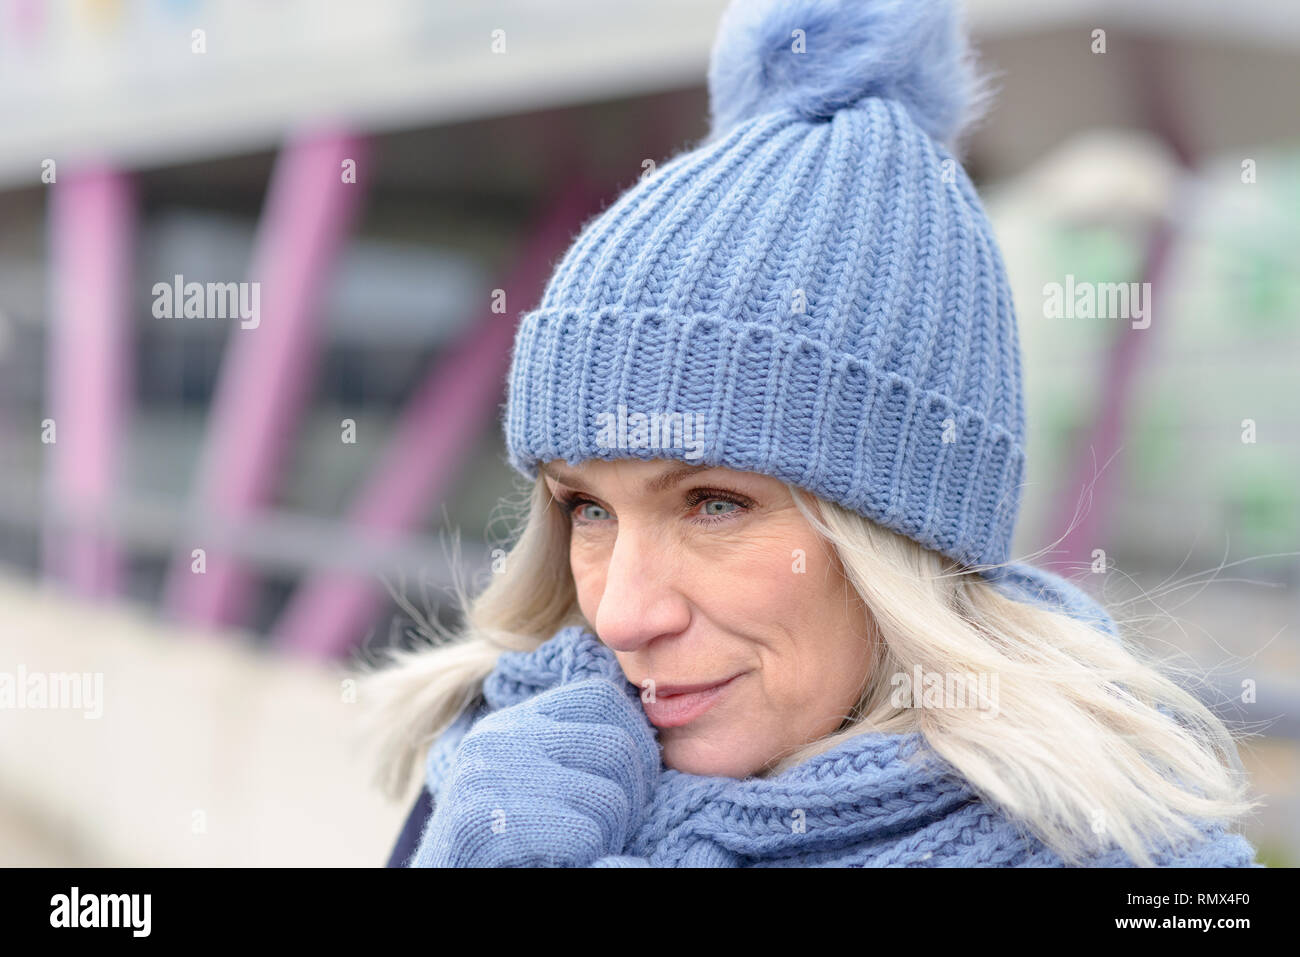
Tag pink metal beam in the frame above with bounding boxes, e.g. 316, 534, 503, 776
43, 167, 136, 598
1047, 222, 1174, 569
274, 177, 598, 658
1047, 37, 1196, 571
161, 129, 370, 627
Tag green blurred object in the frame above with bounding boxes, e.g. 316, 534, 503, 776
1220, 240, 1297, 336
1252, 839, 1292, 869
1130, 393, 1183, 490
1050, 224, 1142, 291
1220, 457, 1300, 553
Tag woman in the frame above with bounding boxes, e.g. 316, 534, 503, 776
360, 0, 1260, 867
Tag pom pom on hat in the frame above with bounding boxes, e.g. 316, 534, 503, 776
707, 0, 996, 149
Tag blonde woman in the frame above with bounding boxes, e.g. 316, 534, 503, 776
361, 0, 1260, 867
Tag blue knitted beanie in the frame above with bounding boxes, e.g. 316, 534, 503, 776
503, 0, 1025, 573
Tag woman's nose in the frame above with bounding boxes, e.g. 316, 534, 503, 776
593, 522, 691, 654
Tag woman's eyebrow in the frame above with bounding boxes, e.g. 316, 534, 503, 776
644, 463, 720, 494
539, 463, 588, 491
539, 462, 725, 495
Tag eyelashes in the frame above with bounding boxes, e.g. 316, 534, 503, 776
553, 492, 598, 520
554, 487, 755, 527
681, 487, 752, 521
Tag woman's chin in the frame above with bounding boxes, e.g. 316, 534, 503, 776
661, 738, 761, 779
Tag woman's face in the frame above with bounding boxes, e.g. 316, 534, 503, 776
540, 457, 875, 778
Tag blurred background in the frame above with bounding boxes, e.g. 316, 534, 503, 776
0, 0, 1297, 866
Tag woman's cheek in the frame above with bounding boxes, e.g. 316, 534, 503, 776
722, 535, 819, 614
567, 548, 605, 611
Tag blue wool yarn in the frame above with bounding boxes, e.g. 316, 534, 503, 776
707, 0, 996, 146
504, 0, 1028, 572
409, 568, 1258, 867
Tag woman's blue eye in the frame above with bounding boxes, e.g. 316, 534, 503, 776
561, 490, 749, 525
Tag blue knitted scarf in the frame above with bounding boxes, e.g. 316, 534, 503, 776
414, 564, 1258, 867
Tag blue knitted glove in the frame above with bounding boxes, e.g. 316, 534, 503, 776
413, 675, 663, 867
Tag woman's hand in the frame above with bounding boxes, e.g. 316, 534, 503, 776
412, 675, 663, 867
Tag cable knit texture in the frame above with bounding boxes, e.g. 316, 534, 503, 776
410, 564, 1259, 868
504, 0, 1027, 572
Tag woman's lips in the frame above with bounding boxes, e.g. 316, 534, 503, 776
641, 673, 743, 728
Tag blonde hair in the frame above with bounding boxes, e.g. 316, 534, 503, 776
354, 474, 1260, 866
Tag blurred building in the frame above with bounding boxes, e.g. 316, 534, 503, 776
0, 0, 1296, 866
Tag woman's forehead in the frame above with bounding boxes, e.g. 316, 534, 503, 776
540, 458, 765, 492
